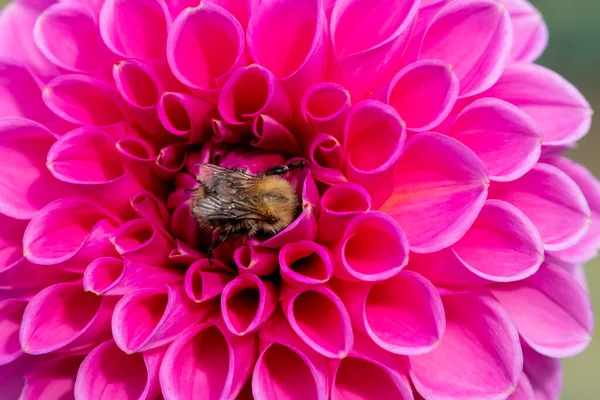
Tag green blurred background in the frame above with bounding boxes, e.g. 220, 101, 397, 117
531, 0, 600, 398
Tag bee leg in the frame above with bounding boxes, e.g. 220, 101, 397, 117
264, 160, 306, 176
208, 232, 228, 265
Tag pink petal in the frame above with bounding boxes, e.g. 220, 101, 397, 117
316, 182, 371, 244
212, 119, 252, 145
251, 115, 301, 155
0, 299, 27, 365
112, 283, 211, 353
337, 271, 444, 355
301, 82, 351, 140
419, 0, 512, 97
21, 355, 84, 400
499, 0, 548, 62
167, 2, 244, 91
158, 91, 217, 143
247, 0, 327, 100
0, 355, 35, 399
334, 211, 408, 281
75, 340, 163, 400
99, 0, 170, 60
111, 219, 175, 266
0, 258, 80, 290
508, 373, 535, 400
84, 257, 183, 296
130, 191, 171, 229
170, 201, 201, 248
410, 293, 522, 400
169, 239, 207, 266
184, 261, 234, 303
452, 199, 544, 282
387, 60, 459, 132
522, 343, 562, 400
490, 163, 591, 251
308, 132, 344, 172
154, 143, 187, 180
406, 248, 490, 287
115, 136, 163, 194
23, 198, 120, 266
279, 240, 333, 286
382, 132, 490, 253
281, 285, 352, 358
234, 245, 279, 276
344, 100, 406, 205
159, 321, 256, 400
208, 0, 259, 29
331, 0, 420, 99
0, 214, 28, 272
491, 262, 594, 358
34, 2, 113, 73
479, 64, 592, 145
221, 274, 277, 336
0, 118, 75, 219
20, 282, 115, 354
450, 97, 542, 181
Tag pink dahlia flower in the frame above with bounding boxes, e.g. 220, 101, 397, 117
0, 0, 595, 399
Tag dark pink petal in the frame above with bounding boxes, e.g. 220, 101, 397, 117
382, 132, 489, 253
167, 2, 244, 91
184, 261, 234, 303
99, 0, 170, 60
170, 201, 201, 248
234, 245, 279, 276
34, 2, 114, 73
212, 119, 252, 145
281, 286, 352, 358
334, 211, 408, 281
450, 97, 542, 181
522, 343, 562, 400
499, 0, 548, 62
419, 0, 512, 97
0, 214, 28, 272
251, 115, 301, 155
331, 0, 419, 99
116, 136, 163, 193
388, 60, 459, 132
508, 373, 535, 400
169, 239, 206, 266
301, 82, 351, 139
0, 118, 74, 219
452, 199, 544, 282
154, 143, 187, 180
131, 191, 171, 229
158, 91, 217, 143
23, 198, 120, 266
21, 355, 84, 400
84, 257, 183, 296
111, 219, 175, 265
112, 283, 211, 352
219, 64, 291, 125
208, 0, 259, 29
344, 100, 406, 205
545, 156, 600, 263
0, 355, 34, 399
75, 340, 163, 400
490, 163, 591, 251
309, 132, 344, 172
0, 299, 27, 365
20, 282, 115, 354
337, 271, 444, 355
159, 321, 256, 400
407, 248, 490, 287
247, 0, 327, 100
279, 241, 333, 286
491, 262, 593, 357
0, 258, 80, 290
221, 274, 277, 336
410, 293, 522, 400
479, 64, 592, 145
316, 182, 371, 244
332, 333, 414, 400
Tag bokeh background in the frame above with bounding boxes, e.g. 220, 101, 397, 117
531, 0, 600, 398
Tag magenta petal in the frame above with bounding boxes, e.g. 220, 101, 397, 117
167, 2, 244, 91
234, 245, 279, 276
84, 257, 183, 296
331, 0, 420, 99
410, 293, 522, 400
158, 91, 216, 143
251, 115, 301, 155
382, 132, 489, 253
450, 97, 542, 181
116, 136, 161, 193
388, 60, 459, 132
522, 343, 562, 400
0, 258, 80, 290
75, 340, 163, 400
159, 321, 257, 400
490, 163, 591, 251
131, 191, 171, 229
0, 214, 28, 272
184, 261, 234, 303
20, 282, 114, 354
452, 199, 544, 282
281, 285, 352, 358
508, 373, 535, 400
170, 201, 201, 248
419, 0, 512, 97
21, 355, 84, 400
111, 219, 175, 266
407, 248, 490, 287
480, 64, 592, 145
279, 241, 333, 286
491, 262, 594, 357
112, 283, 211, 353
0, 299, 27, 365
169, 239, 206, 266
221, 274, 277, 336
99, 0, 170, 60
23, 198, 120, 265
499, 0, 548, 62
301, 82, 351, 139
